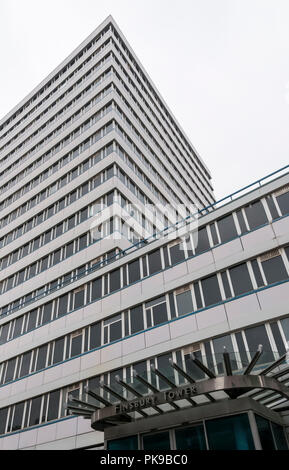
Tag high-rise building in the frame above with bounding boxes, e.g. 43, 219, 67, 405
0, 16, 289, 451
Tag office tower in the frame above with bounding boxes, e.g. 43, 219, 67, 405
0, 16, 289, 450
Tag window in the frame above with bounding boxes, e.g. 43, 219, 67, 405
194, 227, 210, 254
201, 275, 222, 306
145, 296, 168, 327
276, 189, 289, 216
42, 302, 53, 324
103, 314, 122, 344
130, 305, 144, 334
255, 415, 275, 450
58, 294, 68, 317
11, 403, 25, 432
143, 432, 171, 450
176, 287, 193, 316
110, 269, 121, 293
245, 325, 274, 363
229, 263, 253, 296
89, 322, 101, 349
19, 351, 32, 378
128, 260, 141, 283
148, 249, 162, 274
36, 345, 48, 371
91, 278, 102, 301
29, 396, 42, 427
47, 390, 60, 422
73, 287, 85, 309
261, 252, 288, 284
217, 214, 237, 243
212, 335, 238, 373
206, 414, 254, 450
52, 338, 65, 364
175, 425, 206, 450
70, 331, 83, 357
169, 241, 185, 264
244, 201, 267, 230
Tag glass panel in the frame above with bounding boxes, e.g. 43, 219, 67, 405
36, 345, 48, 371
143, 432, 171, 450
175, 425, 207, 450
11, 403, 25, 432
261, 256, 288, 284
229, 263, 253, 296
176, 290, 194, 316
152, 302, 168, 326
276, 191, 289, 216
107, 436, 138, 450
90, 323, 101, 349
255, 415, 275, 450
71, 334, 82, 357
217, 214, 237, 243
130, 305, 144, 334
245, 325, 274, 364
0, 408, 8, 435
245, 201, 267, 230
29, 396, 42, 427
58, 294, 68, 317
201, 275, 222, 306
271, 422, 288, 450
128, 260, 141, 283
206, 413, 255, 450
148, 249, 162, 275
91, 278, 102, 301
47, 390, 60, 422
110, 269, 120, 292
213, 335, 238, 373
194, 227, 210, 254
169, 243, 185, 264
53, 338, 65, 364
280, 317, 289, 345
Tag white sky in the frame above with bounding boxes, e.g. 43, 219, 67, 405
1, 0, 289, 200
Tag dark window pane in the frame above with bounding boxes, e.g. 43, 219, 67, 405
276, 191, 289, 216
251, 259, 264, 288
175, 425, 206, 450
53, 338, 65, 364
5, 358, 16, 383
270, 322, 286, 355
206, 414, 254, 450
217, 214, 237, 243
201, 275, 221, 306
11, 403, 25, 432
261, 255, 288, 284
130, 306, 144, 334
213, 335, 237, 373
148, 249, 162, 275
27, 310, 37, 332
128, 260, 141, 283
14, 316, 23, 337
110, 269, 120, 292
74, 289, 84, 309
143, 432, 171, 450
176, 290, 193, 316
194, 227, 210, 254
47, 390, 60, 421
245, 325, 274, 363
194, 282, 202, 309
0, 408, 8, 434
29, 396, 42, 427
245, 201, 267, 230
255, 415, 275, 450
266, 195, 279, 220
36, 345, 48, 371
221, 271, 232, 298
152, 303, 168, 326
110, 321, 122, 342
19, 351, 32, 377
169, 243, 185, 264
108, 436, 138, 450
91, 278, 102, 301
90, 323, 101, 349
42, 302, 53, 324
58, 294, 68, 317
210, 223, 219, 245
271, 422, 288, 450
71, 334, 82, 357
235, 332, 248, 367
229, 263, 253, 296
280, 317, 289, 343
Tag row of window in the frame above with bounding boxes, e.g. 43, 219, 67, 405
0, 190, 159, 293
0, 77, 113, 197
0, 52, 112, 182
1, 240, 289, 350
0, 25, 111, 138
0, 313, 289, 437
0, 98, 114, 213
1, 182, 289, 317
0, 152, 167, 269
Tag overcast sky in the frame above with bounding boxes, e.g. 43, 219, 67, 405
1, 0, 289, 200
